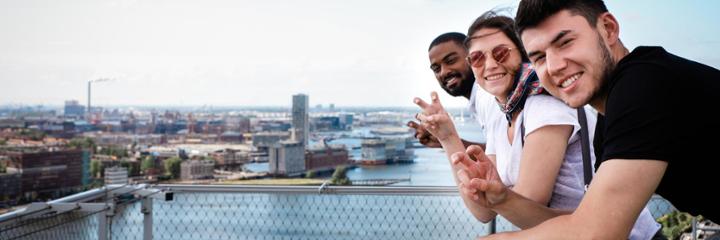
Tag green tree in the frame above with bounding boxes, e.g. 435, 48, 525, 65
330, 165, 351, 185
68, 137, 96, 151
0, 139, 6, 145
141, 156, 156, 175
90, 160, 103, 178
0, 161, 6, 173
657, 211, 698, 239
99, 145, 128, 158
164, 157, 183, 179
19, 129, 46, 141
305, 170, 316, 179
119, 160, 139, 176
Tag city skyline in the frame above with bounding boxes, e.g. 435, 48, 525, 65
2, 0, 719, 108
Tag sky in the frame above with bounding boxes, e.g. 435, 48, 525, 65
1, 0, 719, 108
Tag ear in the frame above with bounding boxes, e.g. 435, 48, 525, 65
597, 12, 621, 47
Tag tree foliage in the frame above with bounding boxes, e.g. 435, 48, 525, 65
98, 145, 128, 158
68, 137, 96, 151
657, 211, 700, 239
18, 129, 46, 141
119, 160, 139, 176
164, 157, 183, 179
141, 155, 156, 174
330, 165, 351, 185
90, 160, 103, 178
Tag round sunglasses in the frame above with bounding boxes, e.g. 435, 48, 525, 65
466, 46, 515, 68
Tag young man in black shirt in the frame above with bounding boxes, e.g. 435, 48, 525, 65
450, 0, 720, 239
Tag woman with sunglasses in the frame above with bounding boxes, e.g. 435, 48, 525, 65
414, 11, 660, 239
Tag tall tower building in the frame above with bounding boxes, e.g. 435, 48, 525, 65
292, 94, 309, 147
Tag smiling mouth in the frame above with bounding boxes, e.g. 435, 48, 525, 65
485, 73, 506, 81
560, 73, 582, 88
445, 76, 460, 88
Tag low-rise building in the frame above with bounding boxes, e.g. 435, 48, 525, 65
180, 160, 214, 180
268, 140, 305, 177
305, 144, 351, 172
104, 166, 128, 185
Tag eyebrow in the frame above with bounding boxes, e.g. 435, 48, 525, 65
527, 30, 572, 59
442, 52, 459, 62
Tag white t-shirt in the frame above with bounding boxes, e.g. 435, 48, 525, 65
467, 83, 502, 130
485, 94, 659, 240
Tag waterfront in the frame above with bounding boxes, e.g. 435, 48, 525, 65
246, 121, 487, 186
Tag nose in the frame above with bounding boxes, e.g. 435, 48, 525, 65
439, 65, 452, 80
546, 52, 567, 77
483, 54, 499, 70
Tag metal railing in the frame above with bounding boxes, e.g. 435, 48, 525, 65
0, 184, 679, 240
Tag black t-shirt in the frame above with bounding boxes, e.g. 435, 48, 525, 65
593, 46, 720, 221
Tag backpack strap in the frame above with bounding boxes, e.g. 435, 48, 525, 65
577, 107, 593, 191
520, 119, 525, 147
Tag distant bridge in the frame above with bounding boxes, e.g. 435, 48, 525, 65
351, 178, 411, 186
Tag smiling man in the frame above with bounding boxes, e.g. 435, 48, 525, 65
466, 0, 719, 239
408, 32, 500, 149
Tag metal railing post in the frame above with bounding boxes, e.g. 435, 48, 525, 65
98, 210, 109, 240
142, 197, 153, 240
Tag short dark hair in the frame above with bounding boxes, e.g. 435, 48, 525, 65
466, 11, 529, 62
515, 0, 609, 35
428, 32, 466, 52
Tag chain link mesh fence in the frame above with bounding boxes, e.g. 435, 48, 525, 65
0, 208, 103, 240
0, 186, 679, 240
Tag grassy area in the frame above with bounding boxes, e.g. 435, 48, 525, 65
217, 178, 326, 185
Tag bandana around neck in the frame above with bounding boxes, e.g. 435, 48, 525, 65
497, 63, 545, 125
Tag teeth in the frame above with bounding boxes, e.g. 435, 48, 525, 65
446, 78, 458, 87
561, 73, 580, 88
485, 73, 505, 81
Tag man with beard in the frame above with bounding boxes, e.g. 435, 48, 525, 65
455, 0, 719, 239
408, 32, 501, 148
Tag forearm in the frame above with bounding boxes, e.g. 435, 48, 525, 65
480, 214, 581, 240
441, 135, 497, 222
491, 190, 570, 229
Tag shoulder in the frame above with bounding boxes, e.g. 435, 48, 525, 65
609, 47, 677, 97
523, 95, 575, 120
522, 95, 579, 135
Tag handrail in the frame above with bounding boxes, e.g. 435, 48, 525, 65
0, 184, 143, 224
155, 184, 459, 195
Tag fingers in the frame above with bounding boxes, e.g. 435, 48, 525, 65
459, 182, 480, 201
457, 169, 479, 199
413, 97, 430, 109
416, 113, 439, 130
466, 145, 491, 163
456, 168, 471, 184
406, 121, 419, 129
430, 91, 442, 106
451, 152, 476, 170
469, 178, 505, 195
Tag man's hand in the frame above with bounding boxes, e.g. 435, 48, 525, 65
413, 91, 458, 142
407, 120, 442, 148
453, 145, 508, 208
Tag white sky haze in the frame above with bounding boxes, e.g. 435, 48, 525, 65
1, 0, 719, 108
